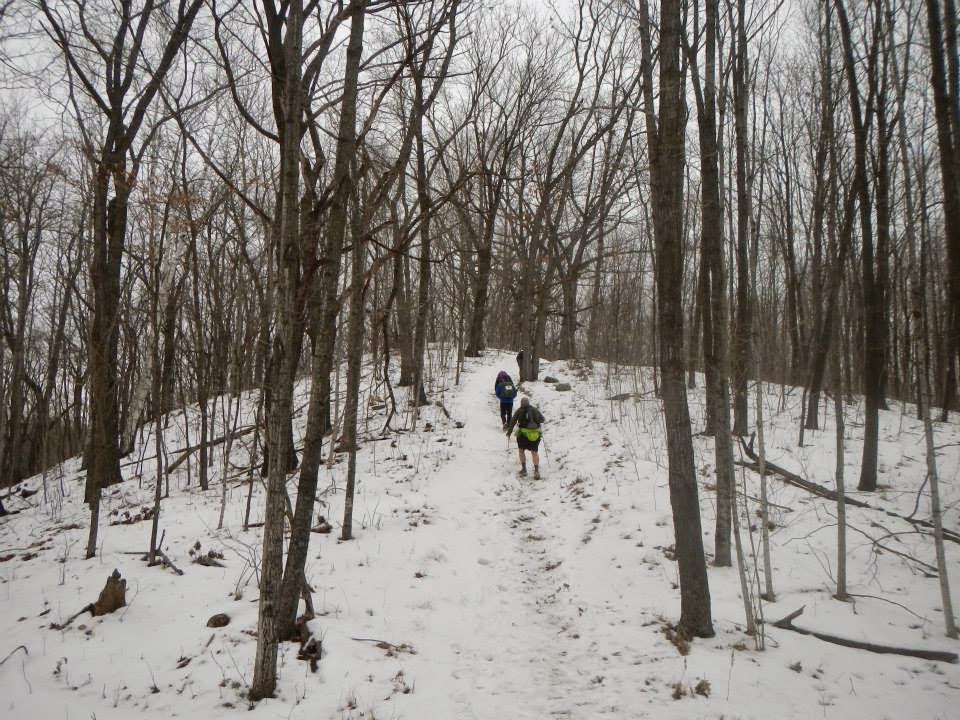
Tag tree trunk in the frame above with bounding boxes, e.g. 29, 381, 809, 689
38, 0, 205, 555
731, 0, 752, 437
341, 183, 366, 541
834, 0, 881, 491
250, 0, 305, 700
86, 182, 129, 558
159, 273, 181, 416
411, 86, 432, 409
688, 0, 733, 566
587, 224, 606, 353
274, 1, 364, 640
559, 273, 578, 360
465, 173, 502, 357
917, 174, 959, 641
926, 0, 960, 422
640, 0, 714, 639
803, 0, 835, 432
697, 248, 716, 434
834, 299, 848, 601
395, 250, 415, 386
465, 240, 491, 358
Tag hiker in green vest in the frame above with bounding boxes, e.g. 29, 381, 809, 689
505, 396, 545, 478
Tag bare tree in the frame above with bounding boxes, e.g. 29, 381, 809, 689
729, 0, 753, 437
834, 0, 884, 491
399, 1, 460, 411
637, 0, 714, 639
802, 0, 841, 433
687, 0, 737, 568
459, 12, 557, 358
0, 128, 62, 487
38, 0, 204, 558
925, 0, 960, 420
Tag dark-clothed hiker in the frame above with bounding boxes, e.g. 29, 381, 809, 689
505, 396, 544, 478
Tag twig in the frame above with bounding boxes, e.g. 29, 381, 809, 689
120, 580, 139, 621
157, 548, 184, 576
0, 645, 27, 666
846, 593, 927, 621
19, 651, 31, 693
844, 522, 940, 576
905, 473, 930, 521
349, 636, 409, 653
50, 604, 94, 630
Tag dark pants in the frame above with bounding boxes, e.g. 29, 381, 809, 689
500, 402, 513, 426
517, 432, 541, 451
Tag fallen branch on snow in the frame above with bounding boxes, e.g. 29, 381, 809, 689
155, 547, 184, 575
772, 606, 958, 664
350, 637, 416, 655
164, 426, 257, 475
844, 522, 940, 577
738, 436, 960, 546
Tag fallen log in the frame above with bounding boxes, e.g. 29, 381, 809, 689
164, 425, 257, 475
772, 606, 958, 664
738, 437, 960, 546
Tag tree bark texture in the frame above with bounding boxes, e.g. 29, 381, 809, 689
250, 0, 305, 700
925, 0, 960, 420
640, 0, 714, 639
731, 0, 752, 437
834, 0, 882, 491
803, 0, 835, 431
274, 1, 365, 640
693, 0, 735, 569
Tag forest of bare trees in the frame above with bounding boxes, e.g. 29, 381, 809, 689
1, 0, 959, 693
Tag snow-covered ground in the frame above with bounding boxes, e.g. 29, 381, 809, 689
1, 351, 958, 719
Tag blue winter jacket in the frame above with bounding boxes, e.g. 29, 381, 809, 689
495, 380, 516, 404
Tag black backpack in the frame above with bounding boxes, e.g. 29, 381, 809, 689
502, 381, 517, 399
522, 406, 541, 429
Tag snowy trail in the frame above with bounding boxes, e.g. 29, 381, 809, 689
4, 352, 959, 720
414, 362, 597, 719
415, 359, 697, 720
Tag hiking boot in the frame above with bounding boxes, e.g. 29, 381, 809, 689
519, 466, 527, 476
533, 467, 540, 479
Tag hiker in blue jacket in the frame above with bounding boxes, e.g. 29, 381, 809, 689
494, 370, 518, 428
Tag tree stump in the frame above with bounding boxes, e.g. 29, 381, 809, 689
92, 569, 127, 616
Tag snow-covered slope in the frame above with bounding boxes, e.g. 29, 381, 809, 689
1, 351, 958, 719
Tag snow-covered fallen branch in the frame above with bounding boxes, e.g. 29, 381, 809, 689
739, 436, 960, 545
163, 425, 257, 475
771, 606, 958, 663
